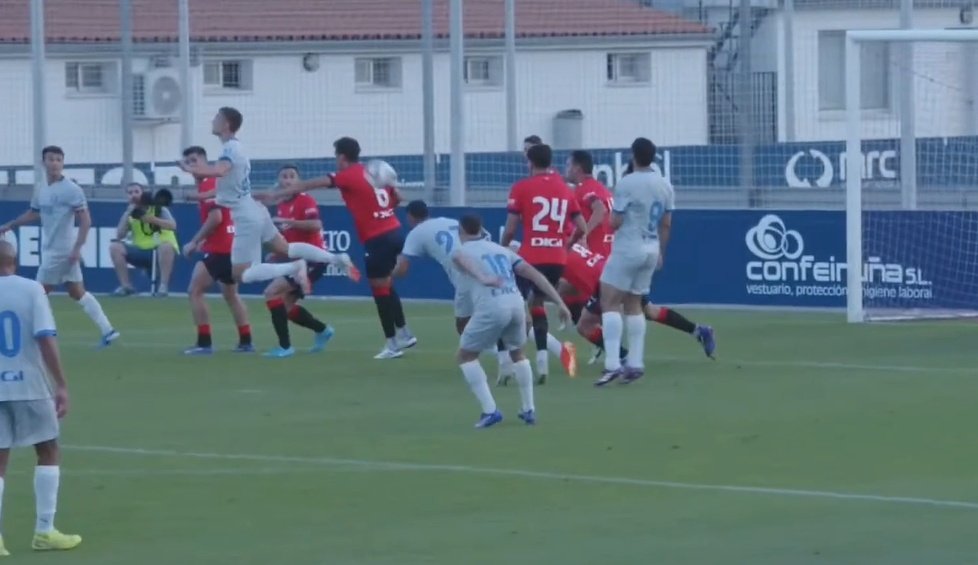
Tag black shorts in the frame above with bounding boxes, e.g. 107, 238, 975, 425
203, 253, 235, 285
585, 287, 650, 316
364, 229, 404, 279
286, 262, 327, 299
517, 264, 563, 301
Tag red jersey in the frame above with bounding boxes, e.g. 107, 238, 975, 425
276, 193, 325, 249
197, 177, 234, 255
575, 177, 614, 256
563, 243, 606, 297
507, 173, 581, 265
331, 163, 401, 242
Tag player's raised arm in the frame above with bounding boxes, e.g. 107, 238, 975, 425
0, 208, 41, 234
513, 259, 572, 325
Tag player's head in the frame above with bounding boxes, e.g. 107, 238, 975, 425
523, 135, 542, 155
630, 137, 656, 169
125, 182, 145, 204
277, 164, 300, 190
458, 213, 485, 241
182, 146, 208, 179
41, 146, 65, 178
333, 137, 361, 170
566, 150, 594, 183
405, 200, 430, 228
526, 143, 552, 174
213, 107, 243, 137
0, 240, 16, 275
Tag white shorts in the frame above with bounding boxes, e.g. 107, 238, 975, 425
36, 256, 83, 286
0, 399, 59, 449
453, 289, 474, 319
600, 242, 659, 296
459, 303, 526, 353
230, 199, 279, 266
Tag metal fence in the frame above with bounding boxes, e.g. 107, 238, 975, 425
2, 0, 977, 209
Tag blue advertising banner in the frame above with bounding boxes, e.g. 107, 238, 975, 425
3, 136, 978, 191
2, 203, 975, 311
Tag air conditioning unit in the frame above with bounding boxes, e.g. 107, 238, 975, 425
136, 68, 182, 121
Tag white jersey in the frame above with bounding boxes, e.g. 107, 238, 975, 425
402, 217, 490, 287
610, 169, 675, 251
30, 177, 86, 258
452, 240, 524, 310
0, 275, 57, 401
215, 138, 252, 209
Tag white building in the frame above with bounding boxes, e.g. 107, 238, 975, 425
0, 0, 711, 168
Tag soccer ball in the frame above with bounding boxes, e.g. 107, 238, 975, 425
365, 159, 398, 189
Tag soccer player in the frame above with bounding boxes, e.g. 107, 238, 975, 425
596, 137, 674, 386
0, 146, 119, 348
561, 243, 716, 363
179, 146, 253, 355
0, 240, 82, 554
264, 137, 416, 359
501, 143, 586, 383
262, 165, 336, 358
523, 135, 542, 155
451, 214, 571, 428
179, 107, 357, 291
566, 150, 614, 257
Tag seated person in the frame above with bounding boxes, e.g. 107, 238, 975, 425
109, 182, 178, 296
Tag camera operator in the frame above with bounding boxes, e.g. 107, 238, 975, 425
109, 182, 179, 296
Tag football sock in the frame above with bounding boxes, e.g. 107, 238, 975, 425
34, 466, 59, 534
196, 324, 212, 348
460, 360, 497, 414
530, 306, 548, 351
601, 312, 624, 371
288, 305, 326, 333
512, 359, 535, 412
77, 292, 113, 335
237, 324, 252, 346
625, 314, 647, 369
265, 298, 291, 349
653, 307, 697, 334
390, 288, 408, 330
372, 286, 397, 339
546, 333, 563, 358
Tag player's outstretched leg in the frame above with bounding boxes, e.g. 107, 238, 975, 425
66, 283, 118, 349
263, 297, 294, 358
287, 304, 334, 353
31, 440, 81, 552
284, 241, 360, 282
646, 305, 716, 359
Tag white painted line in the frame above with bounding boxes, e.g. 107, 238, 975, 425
66, 444, 978, 511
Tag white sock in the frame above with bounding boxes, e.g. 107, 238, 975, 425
241, 262, 297, 283
497, 349, 513, 374
288, 242, 338, 264
546, 333, 563, 358
535, 349, 549, 376
34, 465, 59, 534
625, 314, 647, 369
77, 292, 113, 335
512, 359, 535, 412
0, 476, 5, 535
460, 360, 496, 414
602, 311, 624, 371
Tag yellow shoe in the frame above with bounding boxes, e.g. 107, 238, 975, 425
0, 535, 10, 556
32, 530, 82, 551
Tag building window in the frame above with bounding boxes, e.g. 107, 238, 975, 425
464, 56, 503, 87
818, 31, 890, 111
355, 57, 402, 89
606, 52, 651, 84
203, 60, 252, 91
65, 62, 116, 95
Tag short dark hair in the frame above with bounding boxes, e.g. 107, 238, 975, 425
218, 107, 243, 133
182, 146, 207, 158
41, 146, 64, 159
333, 137, 361, 162
459, 214, 484, 236
523, 135, 542, 146
278, 163, 300, 175
631, 137, 656, 168
526, 144, 552, 170
570, 150, 594, 174
406, 200, 430, 220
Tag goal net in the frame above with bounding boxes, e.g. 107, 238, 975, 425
845, 29, 978, 322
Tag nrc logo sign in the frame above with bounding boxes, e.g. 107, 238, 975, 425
530, 237, 563, 248
785, 148, 897, 188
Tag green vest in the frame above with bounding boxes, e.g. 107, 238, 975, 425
128, 209, 178, 251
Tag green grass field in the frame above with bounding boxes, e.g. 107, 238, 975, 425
4, 296, 976, 564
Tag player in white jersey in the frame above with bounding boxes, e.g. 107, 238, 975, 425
395, 200, 490, 334
450, 214, 571, 428
0, 146, 119, 348
595, 137, 675, 386
0, 241, 81, 554
180, 107, 358, 290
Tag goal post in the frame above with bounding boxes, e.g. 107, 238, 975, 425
845, 28, 978, 323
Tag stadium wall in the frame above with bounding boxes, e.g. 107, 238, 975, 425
1, 204, 971, 312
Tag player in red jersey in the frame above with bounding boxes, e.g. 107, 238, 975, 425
566, 150, 614, 257
265, 137, 415, 359
179, 146, 253, 355
501, 144, 586, 383
261, 165, 336, 358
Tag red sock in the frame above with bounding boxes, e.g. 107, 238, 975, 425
586, 327, 603, 347
196, 324, 212, 348
238, 324, 252, 345
655, 307, 669, 324
197, 324, 211, 336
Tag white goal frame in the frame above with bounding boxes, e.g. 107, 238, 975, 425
845, 28, 978, 323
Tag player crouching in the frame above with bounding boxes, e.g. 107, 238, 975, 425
451, 215, 571, 428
